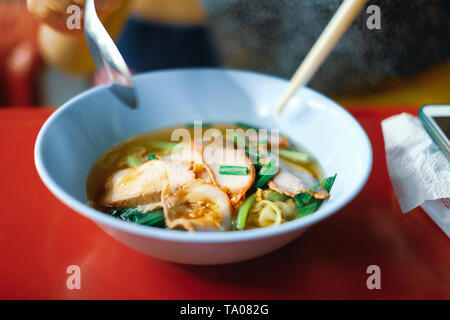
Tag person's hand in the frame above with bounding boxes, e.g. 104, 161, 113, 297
28, 0, 130, 76
27, 0, 123, 32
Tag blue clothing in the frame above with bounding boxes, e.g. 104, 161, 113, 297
117, 16, 218, 73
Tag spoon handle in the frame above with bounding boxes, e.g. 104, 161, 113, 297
84, 0, 137, 109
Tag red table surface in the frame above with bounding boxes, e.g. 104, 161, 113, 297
0, 106, 449, 300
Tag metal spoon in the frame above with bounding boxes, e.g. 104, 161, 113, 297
84, 0, 137, 109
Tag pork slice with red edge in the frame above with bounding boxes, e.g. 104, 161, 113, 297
99, 159, 195, 211
202, 141, 255, 207
268, 159, 329, 199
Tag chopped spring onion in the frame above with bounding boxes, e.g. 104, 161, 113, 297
148, 141, 187, 153
230, 131, 247, 148
278, 149, 309, 164
254, 158, 278, 189
264, 190, 289, 202
296, 174, 337, 218
109, 208, 166, 228
147, 153, 157, 161
235, 122, 260, 130
234, 194, 256, 230
186, 122, 211, 128
246, 149, 263, 160
229, 131, 263, 159
233, 123, 269, 147
127, 156, 142, 168
148, 141, 178, 150
219, 165, 249, 175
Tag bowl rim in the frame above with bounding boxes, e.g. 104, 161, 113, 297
34, 67, 373, 243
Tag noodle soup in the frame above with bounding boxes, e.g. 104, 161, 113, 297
87, 123, 335, 232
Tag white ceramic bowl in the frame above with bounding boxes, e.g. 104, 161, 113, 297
35, 68, 372, 265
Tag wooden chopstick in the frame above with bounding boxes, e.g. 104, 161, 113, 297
275, 0, 368, 115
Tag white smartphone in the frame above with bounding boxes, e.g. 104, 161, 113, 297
419, 105, 450, 161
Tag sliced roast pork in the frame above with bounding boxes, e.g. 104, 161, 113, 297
100, 159, 195, 210
268, 159, 329, 199
202, 142, 255, 206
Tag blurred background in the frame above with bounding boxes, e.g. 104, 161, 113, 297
1, 0, 449, 107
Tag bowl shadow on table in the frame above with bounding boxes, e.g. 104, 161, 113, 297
143, 193, 397, 298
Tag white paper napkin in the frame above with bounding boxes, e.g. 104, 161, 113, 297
381, 113, 450, 236
421, 199, 450, 237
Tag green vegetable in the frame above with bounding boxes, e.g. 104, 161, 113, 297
229, 131, 247, 148
147, 153, 157, 161
235, 194, 256, 230
254, 158, 278, 189
219, 165, 249, 175
229, 131, 263, 160
246, 149, 263, 160
294, 192, 312, 207
148, 141, 178, 150
296, 201, 322, 216
234, 123, 269, 146
235, 122, 259, 130
263, 190, 289, 202
134, 211, 165, 226
109, 208, 166, 228
186, 122, 211, 128
296, 174, 337, 218
278, 149, 309, 164
127, 156, 142, 168
317, 174, 337, 192
148, 141, 187, 153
